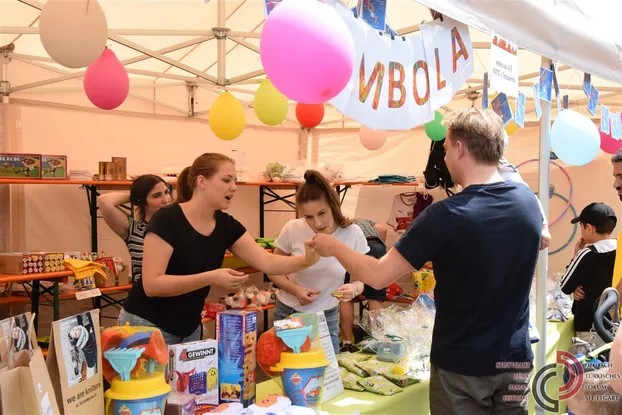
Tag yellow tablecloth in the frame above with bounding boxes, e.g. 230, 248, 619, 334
257, 318, 575, 415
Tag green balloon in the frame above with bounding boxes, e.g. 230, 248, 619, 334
424, 111, 447, 141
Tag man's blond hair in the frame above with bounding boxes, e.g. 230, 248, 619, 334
442, 108, 505, 165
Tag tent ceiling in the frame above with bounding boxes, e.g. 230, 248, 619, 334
1, 0, 620, 129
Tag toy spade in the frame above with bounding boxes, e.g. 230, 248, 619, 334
276, 326, 312, 354
104, 347, 146, 381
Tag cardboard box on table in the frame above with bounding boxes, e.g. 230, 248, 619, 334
46, 309, 104, 415
0, 312, 61, 415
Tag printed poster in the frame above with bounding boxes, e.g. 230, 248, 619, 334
533, 83, 542, 120
312, 312, 344, 403
490, 32, 519, 97
515, 91, 526, 128
611, 113, 622, 140
58, 312, 99, 387
587, 85, 599, 117
602, 105, 611, 134
360, 0, 387, 32
583, 73, 591, 96
539, 67, 553, 103
491, 92, 513, 127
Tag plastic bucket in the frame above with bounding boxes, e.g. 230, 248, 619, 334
270, 348, 329, 413
106, 393, 168, 415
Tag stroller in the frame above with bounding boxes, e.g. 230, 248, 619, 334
564, 287, 620, 414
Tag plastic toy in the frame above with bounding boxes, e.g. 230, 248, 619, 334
102, 325, 171, 415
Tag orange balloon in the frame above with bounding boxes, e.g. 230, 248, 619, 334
295, 103, 324, 129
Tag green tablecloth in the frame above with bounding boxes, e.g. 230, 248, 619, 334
257, 318, 575, 415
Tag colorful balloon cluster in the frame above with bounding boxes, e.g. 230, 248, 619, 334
39, 0, 130, 111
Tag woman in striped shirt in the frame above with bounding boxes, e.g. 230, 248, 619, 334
99, 174, 172, 285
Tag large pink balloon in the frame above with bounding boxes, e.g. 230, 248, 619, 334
359, 126, 387, 150
260, 0, 355, 104
84, 48, 129, 110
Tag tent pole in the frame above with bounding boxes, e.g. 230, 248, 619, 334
534, 56, 552, 415
216, 0, 227, 85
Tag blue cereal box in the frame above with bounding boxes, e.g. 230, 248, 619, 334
216, 310, 257, 407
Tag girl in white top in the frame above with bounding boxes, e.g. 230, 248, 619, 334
269, 170, 369, 353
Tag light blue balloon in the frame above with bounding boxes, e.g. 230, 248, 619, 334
550, 110, 600, 166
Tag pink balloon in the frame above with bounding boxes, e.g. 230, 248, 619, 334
359, 126, 387, 151
600, 114, 622, 154
260, 0, 355, 104
84, 48, 129, 110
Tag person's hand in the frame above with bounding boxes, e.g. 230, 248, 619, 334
309, 233, 340, 257
211, 268, 249, 291
540, 226, 551, 250
574, 237, 587, 256
573, 285, 585, 301
294, 286, 320, 306
334, 282, 362, 302
303, 238, 320, 266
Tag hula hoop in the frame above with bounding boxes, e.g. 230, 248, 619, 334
515, 159, 573, 227
533, 191, 578, 255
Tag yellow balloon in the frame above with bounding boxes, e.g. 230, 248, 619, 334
491, 92, 520, 136
254, 80, 289, 126
209, 92, 246, 141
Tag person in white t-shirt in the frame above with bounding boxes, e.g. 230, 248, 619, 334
269, 170, 369, 353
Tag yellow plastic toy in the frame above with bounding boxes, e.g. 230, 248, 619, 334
102, 325, 171, 415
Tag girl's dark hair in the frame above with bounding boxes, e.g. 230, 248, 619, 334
296, 170, 351, 228
177, 153, 235, 203
130, 174, 167, 221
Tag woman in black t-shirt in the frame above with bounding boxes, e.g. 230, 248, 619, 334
120, 153, 319, 345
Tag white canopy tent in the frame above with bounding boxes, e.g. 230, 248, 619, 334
1, 2, 621, 412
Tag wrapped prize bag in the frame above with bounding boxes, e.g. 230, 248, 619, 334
256, 312, 337, 413
411, 269, 436, 301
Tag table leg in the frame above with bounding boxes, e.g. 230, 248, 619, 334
264, 309, 268, 333
31, 280, 40, 333
53, 279, 59, 321
87, 184, 98, 253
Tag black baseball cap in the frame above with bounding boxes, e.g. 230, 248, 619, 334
571, 202, 617, 227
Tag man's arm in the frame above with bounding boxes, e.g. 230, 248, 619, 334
560, 248, 593, 295
312, 203, 448, 289
333, 246, 414, 290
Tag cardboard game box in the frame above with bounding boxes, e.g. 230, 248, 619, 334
0, 153, 42, 179
168, 339, 219, 412
42, 155, 68, 179
216, 310, 257, 407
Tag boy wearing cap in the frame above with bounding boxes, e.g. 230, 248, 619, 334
560, 202, 617, 345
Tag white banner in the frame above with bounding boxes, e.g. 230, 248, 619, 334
330, 3, 473, 130
490, 32, 519, 97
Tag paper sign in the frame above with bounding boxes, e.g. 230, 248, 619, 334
515, 92, 526, 128
312, 312, 344, 403
490, 32, 519, 97
75, 289, 101, 300
583, 73, 591, 96
533, 83, 542, 120
539, 67, 553, 103
482, 72, 489, 109
602, 105, 611, 134
587, 85, 599, 117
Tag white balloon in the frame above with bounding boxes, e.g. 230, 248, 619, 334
359, 126, 387, 151
39, 0, 108, 69
550, 110, 600, 166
